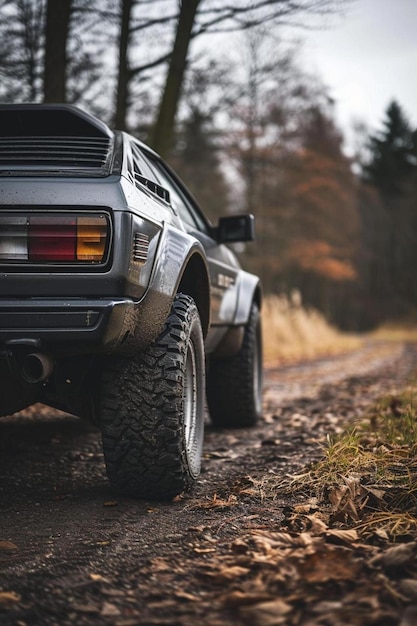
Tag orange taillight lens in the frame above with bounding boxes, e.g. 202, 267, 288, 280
76, 216, 107, 261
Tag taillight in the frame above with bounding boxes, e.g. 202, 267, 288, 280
0, 213, 108, 264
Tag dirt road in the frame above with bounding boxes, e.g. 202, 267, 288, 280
1, 341, 416, 626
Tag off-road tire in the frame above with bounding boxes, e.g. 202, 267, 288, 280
207, 302, 262, 428
99, 294, 205, 500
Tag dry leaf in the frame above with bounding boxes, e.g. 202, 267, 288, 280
0, 541, 18, 551
100, 601, 121, 616
71, 603, 100, 614
149, 557, 171, 571
222, 590, 273, 608
231, 538, 249, 554
311, 600, 343, 614
193, 547, 216, 553
299, 546, 360, 583
239, 599, 292, 626
0, 591, 21, 607
379, 542, 416, 569
328, 485, 360, 521
89, 573, 107, 582
325, 529, 359, 545
399, 579, 417, 601
251, 530, 299, 550
207, 565, 250, 583
174, 591, 200, 602
400, 605, 417, 626
306, 514, 329, 535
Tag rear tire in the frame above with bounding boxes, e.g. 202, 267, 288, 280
207, 302, 263, 428
99, 294, 205, 500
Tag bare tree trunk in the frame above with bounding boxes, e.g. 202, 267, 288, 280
148, 0, 200, 157
114, 0, 135, 130
43, 0, 72, 102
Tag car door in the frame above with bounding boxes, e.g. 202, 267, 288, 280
139, 151, 240, 327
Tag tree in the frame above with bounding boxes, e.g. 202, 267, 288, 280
147, 0, 200, 155
0, 0, 109, 108
147, 0, 349, 156
170, 60, 232, 223
364, 100, 417, 198
43, 0, 72, 102
114, 0, 135, 129
0, 0, 45, 101
362, 101, 417, 310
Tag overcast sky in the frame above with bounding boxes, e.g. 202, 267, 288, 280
301, 0, 417, 143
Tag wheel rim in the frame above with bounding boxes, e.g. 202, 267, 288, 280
253, 321, 263, 415
184, 340, 199, 474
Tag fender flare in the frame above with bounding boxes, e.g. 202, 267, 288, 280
233, 269, 262, 326
132, 226, 210, 349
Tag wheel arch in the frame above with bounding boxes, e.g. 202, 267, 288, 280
177, 252, 210, 338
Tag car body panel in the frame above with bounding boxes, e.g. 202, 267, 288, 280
0, 104, 261, 417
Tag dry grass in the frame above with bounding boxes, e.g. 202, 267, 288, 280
371, 322, 417, 342
262, 293, 362, 366
290, 387, 417, 539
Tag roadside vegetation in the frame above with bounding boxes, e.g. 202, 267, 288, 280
262, 293, 362, 366
262, 297, 417, 540
290, 386, 417, 540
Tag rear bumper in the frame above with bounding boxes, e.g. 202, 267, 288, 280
0, 298, 136, 354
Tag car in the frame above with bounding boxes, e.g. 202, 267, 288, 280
0, 103, 263, 500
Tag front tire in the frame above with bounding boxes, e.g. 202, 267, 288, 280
99, 294, 205, 500
207, 302, 263, 428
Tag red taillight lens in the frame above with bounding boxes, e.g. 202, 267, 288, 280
0, 213, 109, 264
29, 216, 77, 262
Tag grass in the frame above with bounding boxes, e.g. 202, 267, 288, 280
371, 321, 417, 342
260, 295, 417, 539
261, 293, 362, 366
293, 387, 417, 538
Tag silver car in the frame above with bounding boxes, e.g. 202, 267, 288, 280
0, 104, 262, 500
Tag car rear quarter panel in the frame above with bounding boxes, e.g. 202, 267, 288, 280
0, 176, 167, 299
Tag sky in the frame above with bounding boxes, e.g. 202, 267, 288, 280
301, 0, 417, 145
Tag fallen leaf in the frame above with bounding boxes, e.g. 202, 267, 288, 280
379, 542, 416, 570
149, 557, 171, 571
0, 591, 21, 607
400, 605, 417, 626
293, 499, 319, 514
89, 573, 107, 582
325, 529, 359, 545
399, 579, 417, 601
174, 591, 200, 602
231, 538, 249, 554
222, 590, 273, 608
103, 501, 118, 507
306, 514, 328, 535
101, 601, 121, 617
311, 600, 343, 614
71, 603, 100, 614
207, 565, 250, 583
193, 547, 216, 553
299, 546, 361, 583
239, 599, 292, 626
0, 541, 18, 551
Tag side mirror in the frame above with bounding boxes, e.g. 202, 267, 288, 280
216, 214, 255, 244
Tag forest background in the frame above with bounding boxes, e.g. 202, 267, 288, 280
1, 0, 416, 331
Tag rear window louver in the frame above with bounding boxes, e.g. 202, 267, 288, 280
0, 135, 112, 176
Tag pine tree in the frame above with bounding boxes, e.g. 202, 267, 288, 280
364, 100, 417, 199
362, 100, 417, 311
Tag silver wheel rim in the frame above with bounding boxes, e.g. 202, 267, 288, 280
184, 340, 198, 464
253, 323, 263, 414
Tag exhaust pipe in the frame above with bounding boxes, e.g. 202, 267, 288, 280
21, 353, 54, 384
